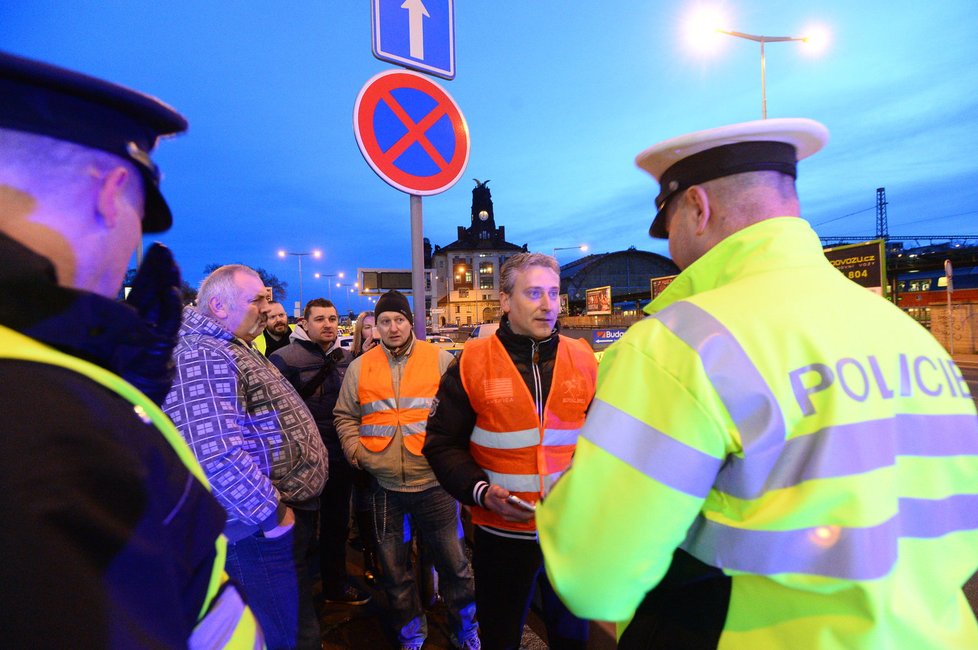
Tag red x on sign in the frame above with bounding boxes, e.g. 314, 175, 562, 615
353, 70, 470, 195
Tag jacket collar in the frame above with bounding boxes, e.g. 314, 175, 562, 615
288, 323, 341, 355
496, 314, 560, 355
645, 217, 825, 315
0, 232, 154, 373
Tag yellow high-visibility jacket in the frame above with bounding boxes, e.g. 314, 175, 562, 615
538, 217, 978, 649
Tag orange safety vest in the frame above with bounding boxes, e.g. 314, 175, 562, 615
358, 341, 442, 456
461, 335, 596, 532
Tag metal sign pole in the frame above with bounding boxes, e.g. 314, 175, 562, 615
945, 259, 954, 355
410, 194, 426, 341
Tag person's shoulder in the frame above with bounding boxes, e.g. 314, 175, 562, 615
0, 360, 162, 452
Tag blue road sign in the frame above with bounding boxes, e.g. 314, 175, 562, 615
371, 0, 455, 80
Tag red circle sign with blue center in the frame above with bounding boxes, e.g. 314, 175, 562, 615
353, 70, 470, 195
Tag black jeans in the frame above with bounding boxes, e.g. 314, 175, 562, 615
318, 452, 354, 593
472, 527, 588, 650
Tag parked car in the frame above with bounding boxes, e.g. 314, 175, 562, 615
465, 322, 499, 346
338, 335, 353, 350
426, 334, 456, 348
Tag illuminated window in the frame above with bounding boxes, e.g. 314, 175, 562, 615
479, 262, 494, 289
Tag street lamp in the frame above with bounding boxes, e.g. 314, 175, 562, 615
313, 271, 344, 301
685, 9, 827, 120
338, 282, 359, 315
277, 249, 321, 309
553, 244, 588, 259
716, 29, 808, 120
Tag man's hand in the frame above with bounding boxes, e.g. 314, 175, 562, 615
120, 243, 183, 405
264, 506, 295, 539
484, 484, 535, 523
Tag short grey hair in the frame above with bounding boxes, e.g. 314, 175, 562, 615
0, 127, 144, 214
499, 252, 560, 295
197, 264, 261, 319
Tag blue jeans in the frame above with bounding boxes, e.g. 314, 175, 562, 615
373, 484, 478, 645
225, 514, 321, 650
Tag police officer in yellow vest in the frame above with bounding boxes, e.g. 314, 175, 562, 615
334, 290, 479, 650
537, 119, 978, 649
425, 252, 597, 650
0, 51, 260, 648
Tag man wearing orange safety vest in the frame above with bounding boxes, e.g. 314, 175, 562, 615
334, 290, 479, 650
425, 253, 598, 650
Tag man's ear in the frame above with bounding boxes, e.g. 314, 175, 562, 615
687, 186, 712, 236
208, 295, 228, 320
95, 166, 131, 228
499, 291, 511, 313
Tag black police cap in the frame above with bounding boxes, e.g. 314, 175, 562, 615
0, 50, 187, 233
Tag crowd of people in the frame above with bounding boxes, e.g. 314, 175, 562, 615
4, 49, 978, 650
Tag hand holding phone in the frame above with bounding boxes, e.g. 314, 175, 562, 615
505, 494, 537, 513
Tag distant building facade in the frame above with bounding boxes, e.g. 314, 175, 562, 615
559, 249, 678, 315
429, 180, 526, 327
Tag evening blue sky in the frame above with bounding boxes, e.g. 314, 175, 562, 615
3, 1, 977, 309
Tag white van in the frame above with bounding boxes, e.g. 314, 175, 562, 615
466, 322, 499, 344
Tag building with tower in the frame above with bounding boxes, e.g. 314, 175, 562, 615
429, 180, 526, 327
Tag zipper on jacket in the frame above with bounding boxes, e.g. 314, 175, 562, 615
531, 340, 543, 424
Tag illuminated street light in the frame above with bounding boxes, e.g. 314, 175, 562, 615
338, 282, 360, 314
277, 249, 321, 308
552, 244, 588, 259
685, 9, 828, 119
313, 271, 344, 301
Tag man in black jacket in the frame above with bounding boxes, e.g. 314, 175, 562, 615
271, 298, 371, 605
424, 252, 597, 650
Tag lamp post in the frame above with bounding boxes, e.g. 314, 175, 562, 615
552, 244, 588, 259
313, 271, 344, 302
277, 249, 321, 310
715, 29, 808, 119
338, 282, 359, 315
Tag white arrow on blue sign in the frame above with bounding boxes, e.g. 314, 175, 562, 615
371, 0, 455, 80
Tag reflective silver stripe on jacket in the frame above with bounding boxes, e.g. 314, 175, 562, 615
472, 426, 581, 449
485, 469, 564, 494
682, 494, 978, 580
189, 584, 263, 650
360, 424, 395, 438
472, 426, 539, 448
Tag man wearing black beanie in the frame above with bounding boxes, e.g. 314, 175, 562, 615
334, 291, 480, 650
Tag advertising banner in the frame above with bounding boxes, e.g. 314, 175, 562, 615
585, 285, 612, 315
823, 239, 886, 295
650, 274, 677, 299
593, 329, 627, 345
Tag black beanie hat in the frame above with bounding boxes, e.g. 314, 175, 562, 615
375, 290, 413, 325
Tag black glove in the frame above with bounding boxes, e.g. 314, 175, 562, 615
120, 243, 183, 405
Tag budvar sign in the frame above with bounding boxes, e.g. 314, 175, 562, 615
593, 329, 626, 345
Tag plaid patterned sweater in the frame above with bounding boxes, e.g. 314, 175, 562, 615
163, 307, 327, 541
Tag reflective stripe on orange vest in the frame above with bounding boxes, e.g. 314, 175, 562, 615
357, 341, 441, 455
461, 334, 596, 532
